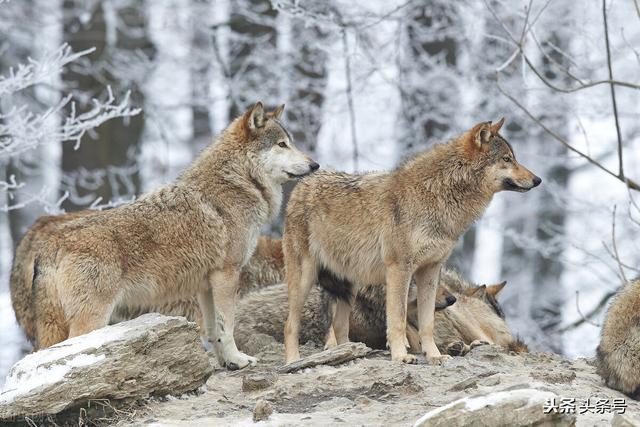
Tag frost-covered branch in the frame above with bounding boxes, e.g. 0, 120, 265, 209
0, 44, 94, 97
1, 87, 140, 159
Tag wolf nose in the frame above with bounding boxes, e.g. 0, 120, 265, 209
446, 295, 457, 306
309, 162, 320, 171
532, 176, 542, 187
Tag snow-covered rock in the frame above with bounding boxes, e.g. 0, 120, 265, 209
0, 314, 212, 420
413, 387, 575, 427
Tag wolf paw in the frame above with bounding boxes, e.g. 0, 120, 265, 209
426, 355, 452, 365
470, 340, 490, 349
392, 353, 418, 364
446, 341, 468, 356
224, 352, 258, 371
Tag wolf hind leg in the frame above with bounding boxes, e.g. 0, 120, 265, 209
333, 298, 353, 345
34, 287, 69, 349
68, 308, 113, 338
284, 255, 317, 364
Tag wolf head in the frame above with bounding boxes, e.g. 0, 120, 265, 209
435, 285, 457, 310
465, 280, 507, 319
461, 280, 527, 351
242, 102, 319, 184
463, 118, 541, 193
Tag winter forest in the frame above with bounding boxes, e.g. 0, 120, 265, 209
0, 0, 639, 384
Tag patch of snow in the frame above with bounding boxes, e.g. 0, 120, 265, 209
0, 353, 104, 404
412, 388, 556, 426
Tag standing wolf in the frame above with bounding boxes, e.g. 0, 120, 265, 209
10, 205, 283, 347
31, 102, 318, 369
596, 278, 640, 398
283, 119, 540, 364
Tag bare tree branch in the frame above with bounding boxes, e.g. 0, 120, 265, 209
559, 290, 615, 332
495, 74, 640, 192
602, 0, 624, 178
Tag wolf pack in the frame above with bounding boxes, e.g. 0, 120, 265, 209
8, 102, 638, 400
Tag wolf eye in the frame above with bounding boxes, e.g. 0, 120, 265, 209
278, 141, 288, 148
502, 156, 511, 163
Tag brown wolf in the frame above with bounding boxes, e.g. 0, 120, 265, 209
11, 208, 284, 347
596, 278, 640, 399
283, 118, 541, 364
29, 102, 318, 369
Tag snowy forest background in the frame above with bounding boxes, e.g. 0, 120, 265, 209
1, 0, 639, 383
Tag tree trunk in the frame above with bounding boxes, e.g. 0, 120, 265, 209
227, 0, 278, 119
191, 0, 213, 151
529, 31, 569, 352
61, 0, 153, 211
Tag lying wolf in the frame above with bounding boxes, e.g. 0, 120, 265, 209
233, 268, 527, 356
283, 118, 541, 364
596, 278, 640, 399
25, 102, 318, 369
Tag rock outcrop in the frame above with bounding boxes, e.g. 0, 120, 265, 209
0, 314, 212, 420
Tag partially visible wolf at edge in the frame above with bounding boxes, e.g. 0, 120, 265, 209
597, 278, 640, 399
11, 102, 319, 370
282, 118, 541, 364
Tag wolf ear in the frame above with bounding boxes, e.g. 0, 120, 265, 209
466, 284, 487, 298
271, 104, 285, 119
246, 101, 265, 131
473, 122, 492, 148
491, 117, 505, 134
486, 280, 507, 297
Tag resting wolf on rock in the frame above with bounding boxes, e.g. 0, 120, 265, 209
283, 118, 541, 364
596, 278, 640, 399
27, 102, 318, 370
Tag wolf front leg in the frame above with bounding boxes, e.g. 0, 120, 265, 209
385, 264, 417, 363
208, 267, 257, 370
414, 263, 451, 365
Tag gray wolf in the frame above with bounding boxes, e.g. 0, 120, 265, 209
232, 268, 527, 357
13, 220, 280, 346
29, 102, 318, 370
596, 278, 640, 398
283, 118, 541, 364
233, 274, 456, 352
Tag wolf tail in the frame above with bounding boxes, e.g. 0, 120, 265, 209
9, 243, 38, 345
32, 256, 68, 349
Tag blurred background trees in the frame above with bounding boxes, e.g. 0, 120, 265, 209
1, 0, 639, 376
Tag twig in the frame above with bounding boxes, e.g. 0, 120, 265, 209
603, 0, 624, 179
558, 290, 613, 332
610, 205, 628, 283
